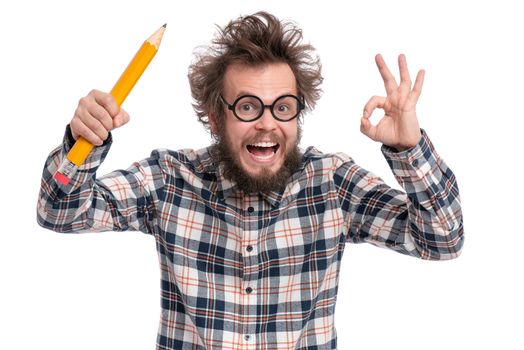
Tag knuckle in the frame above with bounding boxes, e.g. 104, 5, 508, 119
103, 94, 115, 106
366, 96, 377, 105
102, 93, 111, 104
78, 96, 89, 107
71, 116, 81, 126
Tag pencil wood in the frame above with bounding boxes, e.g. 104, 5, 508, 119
54, 24, 166, 185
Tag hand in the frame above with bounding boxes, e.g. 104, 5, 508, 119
360, 54, 424, 151
70, 89, 130, 146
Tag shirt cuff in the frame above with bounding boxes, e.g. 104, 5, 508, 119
62, 124, 113, 170
381, 129, 439, 179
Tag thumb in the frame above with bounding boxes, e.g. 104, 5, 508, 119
113, 108, 130, 129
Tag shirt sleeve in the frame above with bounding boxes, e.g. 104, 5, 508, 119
334, 130, 464, 260
37, 125, 165, 234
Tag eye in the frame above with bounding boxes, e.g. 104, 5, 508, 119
277, 104, 290, 112
239, 103, 256, 112
235, 96, 261, 117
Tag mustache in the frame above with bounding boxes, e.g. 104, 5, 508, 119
243, 132, 284, 146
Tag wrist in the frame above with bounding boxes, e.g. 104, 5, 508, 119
391, 130, 422, 152
65, 124, 77, 148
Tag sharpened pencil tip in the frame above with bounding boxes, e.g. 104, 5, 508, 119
163, 23, 167, 28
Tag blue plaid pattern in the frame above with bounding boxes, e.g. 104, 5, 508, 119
37, 127, 464, 349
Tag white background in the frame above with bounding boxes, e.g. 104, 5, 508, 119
1, 0, 523, 349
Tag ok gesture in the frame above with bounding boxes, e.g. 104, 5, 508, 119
360, 54, 424, 151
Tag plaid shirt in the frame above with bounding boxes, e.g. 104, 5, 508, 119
37, 127, 463, 350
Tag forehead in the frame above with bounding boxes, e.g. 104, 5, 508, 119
223, 62, 297, 99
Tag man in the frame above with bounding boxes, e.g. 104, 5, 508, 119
37, 12, 464, 350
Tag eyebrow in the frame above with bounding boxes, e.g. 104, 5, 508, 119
233, 91, 297, 101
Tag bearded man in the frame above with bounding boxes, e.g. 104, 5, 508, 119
37, 12, 464, 350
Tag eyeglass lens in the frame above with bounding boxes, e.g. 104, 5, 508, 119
233, 95, 300, 121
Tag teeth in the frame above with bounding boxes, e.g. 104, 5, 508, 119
253, 153, 274, 160
249, 142, 277, 147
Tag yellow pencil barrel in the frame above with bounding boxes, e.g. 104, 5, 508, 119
54, 24, 165, 185
68, 137, 94, 166
111, 42, 157, 106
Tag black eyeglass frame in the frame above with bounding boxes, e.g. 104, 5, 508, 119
220, 94, 305, 122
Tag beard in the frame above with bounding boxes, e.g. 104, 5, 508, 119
211, 126, 302, 194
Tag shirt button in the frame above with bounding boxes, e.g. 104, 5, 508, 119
245, 287, 253, 294
246, 245, 253, 252
244, 335, 251, 341
411, 159, 419, 167
247, 206, 254, 213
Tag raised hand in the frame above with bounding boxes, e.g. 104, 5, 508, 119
70, 89, 130, 146
360, 54, 424, 151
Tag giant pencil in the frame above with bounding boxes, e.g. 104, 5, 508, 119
54, 24, 166, 185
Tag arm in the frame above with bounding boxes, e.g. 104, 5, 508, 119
337, 54, 463, 260
37, 125, 163, 234
335, 131, 463, 260
37, 91, 163, 234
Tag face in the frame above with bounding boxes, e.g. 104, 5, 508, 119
210, 62, 302, 193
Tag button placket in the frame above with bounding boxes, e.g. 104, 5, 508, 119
241, 195, 260, 348
244, 202, 257, 256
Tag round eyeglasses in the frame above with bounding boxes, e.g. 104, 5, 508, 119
220, 94, 305, 122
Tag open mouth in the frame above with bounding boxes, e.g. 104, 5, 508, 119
246, 142, 280, 160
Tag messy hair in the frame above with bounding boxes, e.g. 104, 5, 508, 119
188, 11, 323, 131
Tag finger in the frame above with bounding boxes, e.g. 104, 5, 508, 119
360, 116, 379, 142
405, 69, 425, 108
398, 54, 412, 87
375, 54, 397, 95
411, 69, 425, 100
77, 109, 110, 143
363, 95, 386, 119
89, 89, 120, 117
86, 101, 113, 131
70, 117, 104, 146
113, 108, 130, 128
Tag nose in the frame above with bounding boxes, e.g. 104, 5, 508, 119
254, 106, 277, 131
